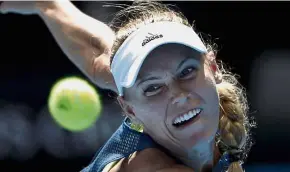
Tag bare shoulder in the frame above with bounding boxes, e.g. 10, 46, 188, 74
109, 148, 182, 172
156, 165, 194, 172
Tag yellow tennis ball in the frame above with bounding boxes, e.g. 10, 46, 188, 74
48, 77, 102, 132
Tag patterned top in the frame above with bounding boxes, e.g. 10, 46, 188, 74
81, 118, 231, 172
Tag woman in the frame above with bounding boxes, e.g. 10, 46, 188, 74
1, 1, 253, 172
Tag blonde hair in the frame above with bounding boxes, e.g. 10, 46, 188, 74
108, 1, 254, 171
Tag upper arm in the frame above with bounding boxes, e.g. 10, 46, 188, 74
38, 2, 117, 92
66, 32, 117, 92
66, 13, 117, 92
89, 52, 117, 92
68, 27, 117, 92
70, 27, 117, 92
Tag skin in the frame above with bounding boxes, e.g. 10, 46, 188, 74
118, 44, 222, 171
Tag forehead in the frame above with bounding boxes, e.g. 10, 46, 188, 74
138, 43, 201, 75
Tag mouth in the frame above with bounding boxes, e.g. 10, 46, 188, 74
172, 108, 203, 128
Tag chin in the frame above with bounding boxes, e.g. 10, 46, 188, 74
186, 122, 218, 148
190, 130, 214, 146
169, 113, 219, 147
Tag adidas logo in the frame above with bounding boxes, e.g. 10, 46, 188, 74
142, 33, 163, 46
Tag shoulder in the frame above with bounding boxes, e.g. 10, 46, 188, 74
109, 148, 180, 172
156, 165, 194, 172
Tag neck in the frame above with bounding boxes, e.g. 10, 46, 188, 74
178, 140, 220, 172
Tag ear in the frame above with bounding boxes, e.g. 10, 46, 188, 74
117, 96, 135, 118
206, 51, 222, 84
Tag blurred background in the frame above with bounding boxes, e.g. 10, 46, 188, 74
1, 1, 290, 171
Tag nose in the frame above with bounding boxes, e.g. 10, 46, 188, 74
171, 93, 189, 107
170, 81, 190, 107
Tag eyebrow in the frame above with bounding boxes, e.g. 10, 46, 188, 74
136, 76, 160, 87
176, 57, 191, 72
136, 56, 197, 87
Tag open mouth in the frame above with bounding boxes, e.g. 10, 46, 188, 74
172, 108, 202, 128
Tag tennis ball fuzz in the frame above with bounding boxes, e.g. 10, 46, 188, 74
48, 77, 102, 132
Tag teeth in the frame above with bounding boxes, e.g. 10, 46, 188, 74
188, 111, 194, 118
181, 116, 185, 121
173, 108, 202, 125
184, 114, 189, 120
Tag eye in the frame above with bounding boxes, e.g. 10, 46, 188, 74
143, 84, 164, 96
179, 66, 197, 79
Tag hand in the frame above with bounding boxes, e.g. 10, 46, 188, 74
0, 1, 57, 15
0, 1, 38, 15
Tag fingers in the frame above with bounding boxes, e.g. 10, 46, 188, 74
0, 1, 11, 14
0, 1, 3, 13
0, 1, 36, 15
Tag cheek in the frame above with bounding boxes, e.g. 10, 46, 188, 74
133, 98, 168, 123
200, 80, 219, 106
126, 87, 168, 119
191, 65, 217, 93
196, 67, 220, 111
200, 64, 217, 90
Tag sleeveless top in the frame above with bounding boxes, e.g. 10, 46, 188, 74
81, 118, 231, 172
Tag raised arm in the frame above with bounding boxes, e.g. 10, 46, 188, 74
0, 1, 117, 91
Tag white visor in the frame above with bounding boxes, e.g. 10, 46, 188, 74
111, 21, 207, 96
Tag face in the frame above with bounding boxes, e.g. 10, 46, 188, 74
120, 43, 220, 157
